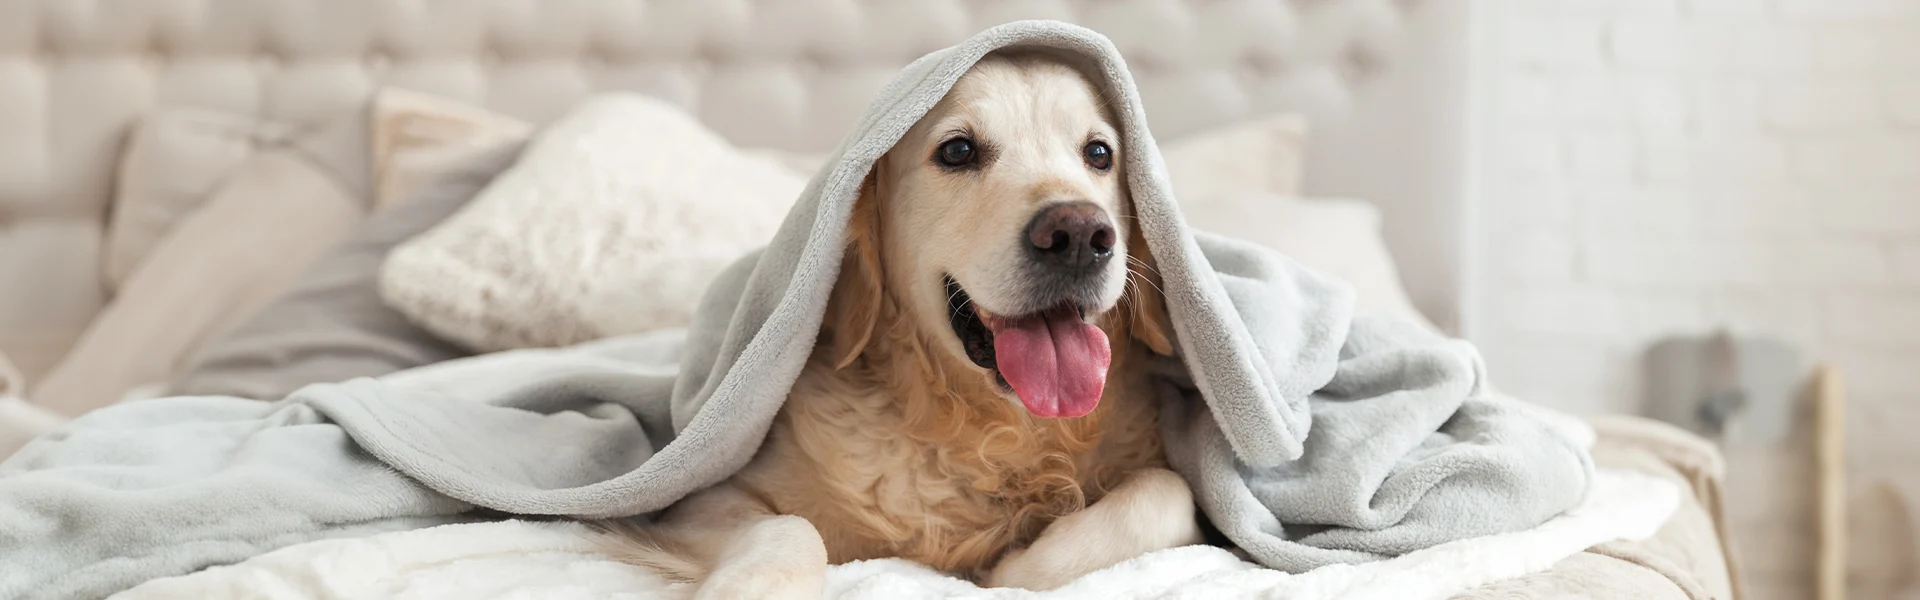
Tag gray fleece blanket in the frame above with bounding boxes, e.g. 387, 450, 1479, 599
0, 21, 1591, 600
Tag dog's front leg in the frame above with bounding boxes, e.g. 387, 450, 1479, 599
622, 483, 829, 600
985, 468, 1203, 591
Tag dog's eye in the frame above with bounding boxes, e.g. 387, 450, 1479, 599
936, 138, 976, 167
1083, 141, 1113, 171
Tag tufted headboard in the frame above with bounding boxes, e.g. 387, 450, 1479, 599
0, 0, 1469, 380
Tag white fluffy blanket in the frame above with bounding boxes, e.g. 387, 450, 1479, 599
111, 470, 1675, 600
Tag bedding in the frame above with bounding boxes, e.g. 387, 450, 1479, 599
29, 105, 374, 417
368, 90, 536, 211
379, 102, 1312, 356
1454, 416, 1741, 600
90, 421, 1724, 599
1157, 113, 1311, 203
378, 94, 813, 353
163, 142, 525, 400
31, 89, 548, 415
109, 469, 1677, 600
1181, 192, 1435, 331
0, 22, 1604, 599
165, 91, 533, 401
131, 100, 1344, 407
100, 109, 264, 291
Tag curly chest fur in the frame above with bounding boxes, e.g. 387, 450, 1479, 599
730, 347, 1164, 574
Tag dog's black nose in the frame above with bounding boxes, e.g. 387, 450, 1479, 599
1025, 202, 1115, 270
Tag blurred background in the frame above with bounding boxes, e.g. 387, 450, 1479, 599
1472, 1, 1918, 598
0, 1, 1913, 598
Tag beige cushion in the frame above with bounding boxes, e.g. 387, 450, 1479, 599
381, 94, 809, 352
102, 109, 262, 292
1160, 113, 1309, 199
1181, 192, 1434, 330
29, 108, 371, 416
168, 90, 531, 400
0, 223, 106, 387
372, 89, 536, 210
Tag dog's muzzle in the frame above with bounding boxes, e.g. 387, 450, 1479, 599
1016, 201, 1116, 312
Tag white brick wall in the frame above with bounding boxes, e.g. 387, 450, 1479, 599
1469, 0, 1920, 596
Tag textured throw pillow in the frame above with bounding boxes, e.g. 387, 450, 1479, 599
381, 94, 809, 352
1180, 192, 1435, 330
32, 105, 372, 416
167, 90, 532, 399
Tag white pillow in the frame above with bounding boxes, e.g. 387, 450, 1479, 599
380, 94, 808, 352
1159, 113, 1308, 199
1180, 192, 1435, 331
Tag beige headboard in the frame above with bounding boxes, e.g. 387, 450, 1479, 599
0, 0, 1469, 380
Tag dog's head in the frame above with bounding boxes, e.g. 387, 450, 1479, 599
828, 52, 1173, 419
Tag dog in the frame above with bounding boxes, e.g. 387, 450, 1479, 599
604, 51, 1201, 599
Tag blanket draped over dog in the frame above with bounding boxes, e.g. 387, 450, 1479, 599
0, 21, 1593, 600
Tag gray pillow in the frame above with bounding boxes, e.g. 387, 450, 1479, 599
167, 141, 524, 399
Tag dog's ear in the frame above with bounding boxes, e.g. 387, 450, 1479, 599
825, 165, 886, 369
1122, 223, 1176, 356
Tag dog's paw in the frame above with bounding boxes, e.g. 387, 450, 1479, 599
694, 515, 827, 600
983, 546, 1079, 591
985, 468, 1203, 591
695, 563, 825, 600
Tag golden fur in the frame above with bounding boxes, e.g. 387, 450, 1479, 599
602, 53, 1194, 597
729, 189, 1171, 574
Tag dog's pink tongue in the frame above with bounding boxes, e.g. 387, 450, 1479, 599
990, 310, 1111, 418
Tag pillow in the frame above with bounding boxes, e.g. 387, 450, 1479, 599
31, 105, 371, 415
381, 94, 809, 352
381, 107, 1311, 353
101, 109, 262, 291
745, 148, 833, 178
371, 89, 534, 209
167, 91, 531, 399
1159, 113, 1310, 199
1179, 192, 1435, 330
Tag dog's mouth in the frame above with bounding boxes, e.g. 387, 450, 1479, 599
946, 276, 1112, 419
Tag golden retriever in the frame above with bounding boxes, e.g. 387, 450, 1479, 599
606, 51, 1200, 598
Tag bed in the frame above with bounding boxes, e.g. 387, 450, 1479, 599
0, 1, 1739, 598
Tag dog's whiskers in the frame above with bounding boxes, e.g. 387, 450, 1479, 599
1124, 255, 1162, 278
1126, 264, 1166, 297
949, 300, 973, 321
1122, 277, 1143, 330
946, 286, 975, 321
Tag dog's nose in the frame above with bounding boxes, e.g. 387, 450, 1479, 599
1025, 202, 1115, 270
